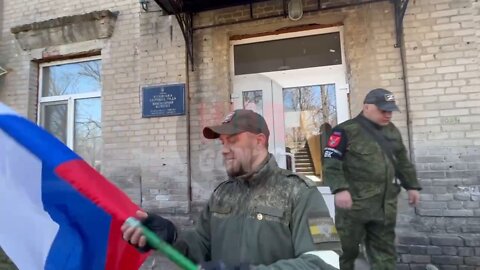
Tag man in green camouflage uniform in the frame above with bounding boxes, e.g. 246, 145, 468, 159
323, 88, 421, 270
123, 109, 339, 270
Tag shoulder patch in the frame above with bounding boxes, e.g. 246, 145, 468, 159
327, 131, 342, 148
308, 214, 339, 244
323, 127, 348, 160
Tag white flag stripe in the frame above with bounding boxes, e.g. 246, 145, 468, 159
0, 129, 59, 270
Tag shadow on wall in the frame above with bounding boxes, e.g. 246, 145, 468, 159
190, 146, 227, 203
107, 166, 142, 206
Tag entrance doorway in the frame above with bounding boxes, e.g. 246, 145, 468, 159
231, 27, 349, 186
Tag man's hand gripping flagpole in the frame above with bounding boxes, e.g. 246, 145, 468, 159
125, 217, 198, 270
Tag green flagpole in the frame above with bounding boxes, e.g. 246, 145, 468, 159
126, 217, 198, 270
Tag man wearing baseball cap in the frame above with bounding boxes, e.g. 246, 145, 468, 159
123, 109, 339, 270
323, 88, 421, 270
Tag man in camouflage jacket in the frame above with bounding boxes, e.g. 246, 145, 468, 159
123, 109, 339, 270
323, 88, 421, 270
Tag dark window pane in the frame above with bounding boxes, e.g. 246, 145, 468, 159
234, 32, 341, 75
42, 60, 102, 97
41, 102, 68, 143
74, 98, 102, 170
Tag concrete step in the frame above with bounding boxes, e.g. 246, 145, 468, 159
296, 161, 311, 165
296, 169, 315, 174
296, 166, 314, 170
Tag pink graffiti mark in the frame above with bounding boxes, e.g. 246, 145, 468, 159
198, 102, 231, 144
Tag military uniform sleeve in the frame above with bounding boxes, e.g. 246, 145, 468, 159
173, 197, 212, 263
393, 129, 422, 190
252, 186, 339, 270
322, 128, 349, 194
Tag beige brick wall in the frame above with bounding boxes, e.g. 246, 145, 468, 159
399, 0, 480, 226
101, 9, 190, 214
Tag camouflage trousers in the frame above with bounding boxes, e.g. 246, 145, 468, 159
335, 202, 397, 270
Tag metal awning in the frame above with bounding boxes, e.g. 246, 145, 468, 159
154, 0, 271, 14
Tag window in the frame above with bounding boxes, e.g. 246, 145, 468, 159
234, 32, 342, 75
39, 57, 102, 170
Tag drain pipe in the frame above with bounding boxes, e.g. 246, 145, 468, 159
394, 0, 415, 161
185, 45, 192, 213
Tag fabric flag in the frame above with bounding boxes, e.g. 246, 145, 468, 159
0, 102, 149, 270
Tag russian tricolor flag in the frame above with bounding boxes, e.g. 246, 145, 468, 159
0, 102, 149, 270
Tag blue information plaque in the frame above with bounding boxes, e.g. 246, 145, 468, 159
142, 84, 185, 117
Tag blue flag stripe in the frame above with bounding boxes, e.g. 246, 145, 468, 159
42, 164, 111, 270
0, 114, 78, 167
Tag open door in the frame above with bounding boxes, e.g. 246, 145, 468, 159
232, 66, 349, 183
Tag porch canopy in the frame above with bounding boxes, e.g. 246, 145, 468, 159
154, 0, 271, 14
152, 0, 409, 69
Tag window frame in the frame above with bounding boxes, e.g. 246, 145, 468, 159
37, 56, 102, 149
230, 26, 346, 76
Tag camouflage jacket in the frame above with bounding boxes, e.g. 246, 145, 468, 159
174, 155, 338, 270
323, 114, 421, 206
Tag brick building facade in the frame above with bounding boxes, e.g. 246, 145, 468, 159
0, 0, 479, 269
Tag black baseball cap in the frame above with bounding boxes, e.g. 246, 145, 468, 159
364, 88, 400, 112
203, 109, 270, 139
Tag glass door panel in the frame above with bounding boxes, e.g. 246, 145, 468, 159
282, 84, 338, 183
232, 74, 277, 158
242, 90, 263, 116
